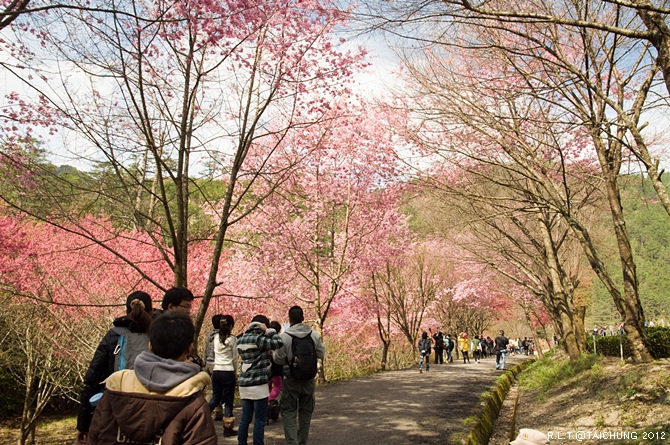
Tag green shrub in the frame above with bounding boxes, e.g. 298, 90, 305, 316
585, 326, 670, 359
646, 326, 670, 359
586, 334, 633, 358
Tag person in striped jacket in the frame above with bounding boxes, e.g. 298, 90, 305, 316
237, 315, 284, 445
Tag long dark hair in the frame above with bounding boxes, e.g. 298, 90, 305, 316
127, 292, 152, 333
218, 315, 235, 344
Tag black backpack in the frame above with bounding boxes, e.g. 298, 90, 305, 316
288, 332, 318, 380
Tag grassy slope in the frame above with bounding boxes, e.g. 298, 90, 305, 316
511, 352, 670, 444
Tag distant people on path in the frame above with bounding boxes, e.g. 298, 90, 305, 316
76, 291, 153, 445
273, 306, 326, 445
473, 335, 482, 363
479, 334, 489, 358
445, 334, 455, 363
495, 330, 509, 370
486, 336, 494, 358
209, 314, 238, 437
432, 330, 445, 364
458, 332, 470, 364
237, 314, 284, 445
418, 331, 432, 372
87, 311, 216, 445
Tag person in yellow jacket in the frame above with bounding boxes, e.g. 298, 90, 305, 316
88, 311, 216, 445
458, 332, 471, 364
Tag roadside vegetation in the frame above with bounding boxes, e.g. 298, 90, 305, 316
513, 351, 670, 444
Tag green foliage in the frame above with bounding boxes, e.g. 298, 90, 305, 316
645, 326, 670, 359
586, 334, 634, 359
518, 353, 600, 395
586, 176, 670, 328
585, 327, 670, 359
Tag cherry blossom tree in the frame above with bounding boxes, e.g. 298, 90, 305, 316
378, 6, 658, 360
226, 101, 408, 380
0, 0, 368, 338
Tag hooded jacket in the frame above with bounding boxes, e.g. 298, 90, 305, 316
87, 351, 216, 445
272, 323, 326, 372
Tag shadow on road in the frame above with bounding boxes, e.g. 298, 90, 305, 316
217, 354, 529, 445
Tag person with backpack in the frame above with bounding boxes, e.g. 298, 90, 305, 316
87, 311, 216, 445
209, 314, 238, 437
76, 291, 153, 445
272, 305, 326, 445
418, 331, 431, 373
237, 314, 284, 445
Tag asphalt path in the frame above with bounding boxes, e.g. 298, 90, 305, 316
216, 353, 528, 445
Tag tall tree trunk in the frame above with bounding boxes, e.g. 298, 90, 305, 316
573, 305, 588, 353
538, 211, 582, 359
593, 134, 652, 363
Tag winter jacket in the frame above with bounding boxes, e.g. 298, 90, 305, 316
87, 351, 216, 445
458, 337, 469, 352
77, 315, 147, 433
237, 322, 283, 389
495, 335, 509, 352
418, 338, 432, 356
272, 323, 326, 373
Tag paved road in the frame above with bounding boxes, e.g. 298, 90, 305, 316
217, 354, 528, 445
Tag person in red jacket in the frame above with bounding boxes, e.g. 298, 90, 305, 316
87, 311, 216, 445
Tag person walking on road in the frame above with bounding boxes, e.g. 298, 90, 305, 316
209, 314, 238, 437
273, 306, 326, 445
237, 315, 284, 445
445, 334, 455, 363
495, 330, 509, 370
418, 331, 432, 373
458, 332, 470, 364
432, 330, 445, 364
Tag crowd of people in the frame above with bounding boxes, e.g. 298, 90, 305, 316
76, 288, 326, 445
417, 329, 537, 372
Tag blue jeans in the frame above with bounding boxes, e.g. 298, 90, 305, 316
496, 351, 507, 369
209, 370, 236, 417
238, 398, 269, 445
419, 354, 430, 370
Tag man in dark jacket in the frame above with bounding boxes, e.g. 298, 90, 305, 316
432, 331, 445, 364
88, 311, 216, 445
495, 330, 510, 370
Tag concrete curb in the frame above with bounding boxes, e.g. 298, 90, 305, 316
464, 358, 536, 445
